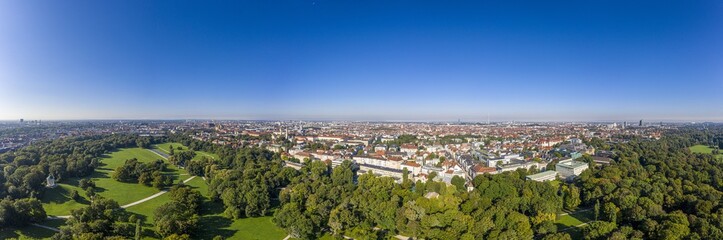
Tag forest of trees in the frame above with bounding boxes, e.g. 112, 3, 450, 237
168, 134, 298, 219
154, 185, 203, 238
202, 148, 297, 218
52, 198, 139, 240
168, 150, 195, 167
272, 160, 561, 239
576, 129, 723, 240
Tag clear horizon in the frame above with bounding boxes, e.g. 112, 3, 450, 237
0, 117, 715, 123
1, 1, 721, 121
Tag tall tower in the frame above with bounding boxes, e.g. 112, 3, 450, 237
639, 119, 643, 127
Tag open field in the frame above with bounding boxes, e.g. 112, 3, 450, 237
556, 209, 594, 239
41, 180, 91, 216
99, 148, 167, 170
184, 175, 209, 196
690, 145, 723, 159
42, 147, 187, 216
196, 200, 287, 240
155, 142, 188, 152
153, 142, 219, 160
556, 211, 593, 227
690, 144, 714, 154
94, 148, 188, 205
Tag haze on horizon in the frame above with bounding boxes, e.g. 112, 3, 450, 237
1, 1, 721, 122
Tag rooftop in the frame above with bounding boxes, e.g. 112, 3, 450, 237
526, 170, 557, 179
556, 160, 588, 169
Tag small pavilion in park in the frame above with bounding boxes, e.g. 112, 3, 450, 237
46, 174, 57, 188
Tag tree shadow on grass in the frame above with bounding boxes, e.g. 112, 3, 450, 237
96, 153, 114, 170
88, 172, 110, 193
75, 196, 91, 205
569, 211, 594, 222
59, 177, 81, 186
0, 226, 57, 239
555, 223, 568, 231
43, 218, 67, 229
198, 215, 236, 239
142, 228, 160, 239
0, 230, 20, 239
195, 198, 238, 238
201, 199, 226, 216
41, 185, 71, 204
129, 212, 150, 227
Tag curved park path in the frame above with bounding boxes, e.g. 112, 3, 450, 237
119, 149, 195, 208
121, 175, 196, 208
42, 149, 195, 231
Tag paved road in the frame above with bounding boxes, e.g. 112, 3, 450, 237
559, 208, 592, 216
121, 176, 196, 208
31, 223, 60, 232
559, 222, 590, 232
148, 148, 170, 159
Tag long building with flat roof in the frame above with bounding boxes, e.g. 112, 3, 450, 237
556, 158, 589, 181
526, 170, 558, 182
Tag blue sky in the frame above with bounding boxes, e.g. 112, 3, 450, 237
0, 1, 721, 121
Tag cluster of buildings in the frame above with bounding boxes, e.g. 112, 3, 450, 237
526, 158, 590, 182
2, 119, 674, 187
189, 121, 666, 186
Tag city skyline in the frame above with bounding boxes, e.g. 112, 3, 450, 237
1, 1, 721, 121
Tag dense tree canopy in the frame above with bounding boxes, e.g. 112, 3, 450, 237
52, 198, 138, 240
112, 158, 173, 190
576, 129, 723, 239
0, 198, 46, 227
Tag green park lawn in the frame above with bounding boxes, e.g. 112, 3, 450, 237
184, 175, 209, 195
556, 209, 594, 239
155, 142, 188, 152
41, 180, 91, 216
556, 212, 592, 227
100, 148, 168, 170
42, 147, 187, 216
690, 145, 723, 159
153, 142, 219, 160
690, 144, 714, 154
196, 201, 287, 240
125, 175, 196, 225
